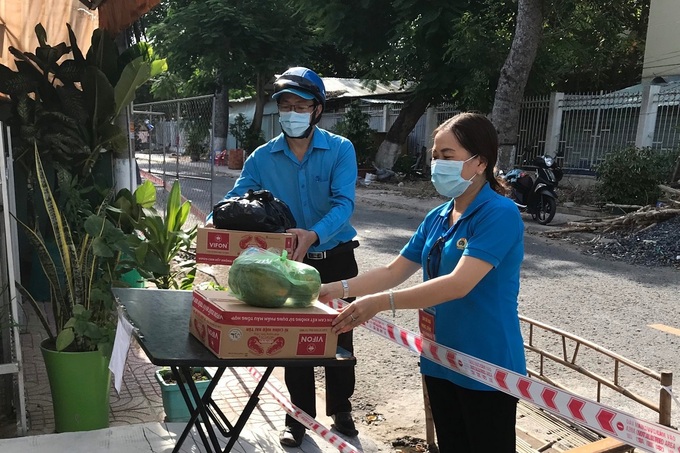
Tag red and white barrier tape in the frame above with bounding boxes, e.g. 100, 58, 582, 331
246, 367, 360, 453
327, 299, 680, 453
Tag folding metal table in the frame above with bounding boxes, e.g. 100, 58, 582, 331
113, 288, 356, 453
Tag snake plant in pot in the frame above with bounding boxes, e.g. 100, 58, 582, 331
15, 147, 153, 432
0, 23, 165, 432
0, 22, 166, 303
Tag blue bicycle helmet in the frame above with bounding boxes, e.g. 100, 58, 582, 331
272, 67, 326, 108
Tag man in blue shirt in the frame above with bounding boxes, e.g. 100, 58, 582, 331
209, 67, 360, 447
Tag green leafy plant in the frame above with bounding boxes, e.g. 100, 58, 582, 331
229, 114, 250, 149
0, 23, 167, 175
110, 180, 197, 289
331, 102, 376, 167
182, 119, 209, 162
243, 127, 265, 155
229, 113, 264, 154
0, 23, 167, 297
15, 148, 146, 355
595, 147, 680, 206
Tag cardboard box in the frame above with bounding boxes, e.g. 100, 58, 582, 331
196, 227, 295, 265
190, 289, 338, 359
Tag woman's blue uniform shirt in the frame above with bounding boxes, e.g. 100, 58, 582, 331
401, 183, 526, 391
210, 127, 357, 252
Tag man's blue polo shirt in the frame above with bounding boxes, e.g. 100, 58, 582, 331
213, 127, 357, 252
401, 183, 526, 391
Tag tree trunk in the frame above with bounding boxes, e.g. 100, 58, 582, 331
251, 72, 267, 133
490, 0, 544, 172
374, 95, 430, 169
213, 81, 229, 153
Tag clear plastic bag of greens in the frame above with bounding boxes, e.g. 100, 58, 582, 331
228, 247, 321, 308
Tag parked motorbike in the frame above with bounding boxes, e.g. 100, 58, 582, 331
502, 155, 563, 225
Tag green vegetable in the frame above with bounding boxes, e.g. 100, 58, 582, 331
228, 260, 291, 308
228, 248, 321, 308
286, 262, 321, 308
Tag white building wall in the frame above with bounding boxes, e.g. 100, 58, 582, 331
642, 0, 680, 82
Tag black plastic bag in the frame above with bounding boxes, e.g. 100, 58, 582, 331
212, 189, 296, 233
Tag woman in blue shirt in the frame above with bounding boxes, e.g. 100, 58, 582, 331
320, 112, 526, 452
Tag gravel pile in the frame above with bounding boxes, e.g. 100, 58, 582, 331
582, 214, 680, 269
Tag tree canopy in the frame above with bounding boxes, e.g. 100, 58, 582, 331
139, 0, 650, 167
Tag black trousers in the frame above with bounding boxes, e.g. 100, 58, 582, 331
284, 247, 358, 428
424, 375, 518, 453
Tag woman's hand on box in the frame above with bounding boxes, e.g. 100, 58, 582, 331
318, 282, 341, 303
332, 295, 383, 334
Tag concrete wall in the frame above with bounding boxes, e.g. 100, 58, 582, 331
0, 1, 98, 70
642, 0, 680, 82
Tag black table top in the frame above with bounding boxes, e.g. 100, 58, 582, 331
113, 288, 356, 368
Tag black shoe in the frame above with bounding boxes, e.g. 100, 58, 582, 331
279, 424, 305, 448
331, 412, 358, 437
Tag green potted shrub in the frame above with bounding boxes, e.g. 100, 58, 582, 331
0, 22, 166, 304
332, 101, 377, 175
183, 119, 209, 162
15, 148, 152, 432
0, 23, 165, 432
228, 113, 264, 168
110, 179, 197, 290
154, 367, 213, 422
111, 179, 202, 420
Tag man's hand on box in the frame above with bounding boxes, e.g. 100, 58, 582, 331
287, 228, 317, 262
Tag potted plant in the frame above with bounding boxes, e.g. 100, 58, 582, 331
15, 148, 151, 432
111, 179, 203, 420
0, 23, 165, 432
110, 179, 197, 290
154, 367, 213, 422
182, 118, 209, 162
228, 113, 264, 169
0, 22, 166, 304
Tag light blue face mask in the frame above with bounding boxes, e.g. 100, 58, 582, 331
430, 155, 478, 198
279, 111, 312, 138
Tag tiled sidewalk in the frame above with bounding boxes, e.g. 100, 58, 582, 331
19, 309, 289, 435
14, 308, 382, 452
20, 309, 165, 435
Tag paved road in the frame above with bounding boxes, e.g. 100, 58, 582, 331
349, 197, 680, 432
144, 157, 680, 433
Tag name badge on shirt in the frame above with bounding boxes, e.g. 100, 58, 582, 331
419, 308, 435, 341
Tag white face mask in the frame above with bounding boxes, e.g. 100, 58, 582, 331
431, 155, 477, 198
279, 111, 312, 138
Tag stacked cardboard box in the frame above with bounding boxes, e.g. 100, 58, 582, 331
190, 290, 338, 359
195, 227, 295, 265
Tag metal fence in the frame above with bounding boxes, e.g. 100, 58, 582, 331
653, 90, 680, 151
516, 96, 550, 165
557, 92, 641, 171
132, 86, 680, 209
516, 87, 680, 173
133, 95, 216, 229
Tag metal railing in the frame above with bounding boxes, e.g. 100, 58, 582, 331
520, 315, 673, 427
